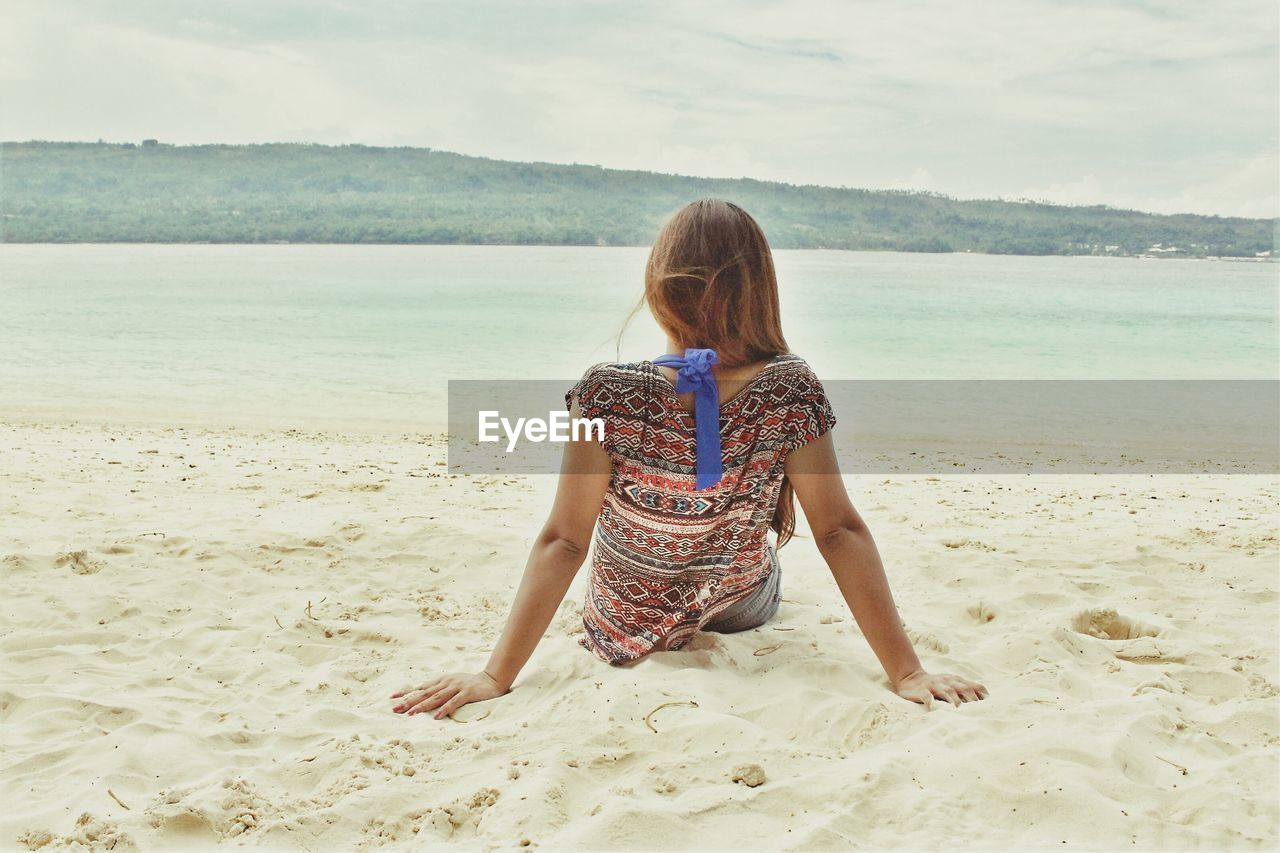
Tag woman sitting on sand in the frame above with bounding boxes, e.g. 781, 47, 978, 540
392, 199, 987, 719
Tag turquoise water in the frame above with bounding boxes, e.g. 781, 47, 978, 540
1, 245, 1275, 430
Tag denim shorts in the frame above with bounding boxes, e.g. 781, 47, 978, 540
702, 546, 782, 634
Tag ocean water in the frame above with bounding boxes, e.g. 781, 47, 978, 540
0, 245, 1276, 431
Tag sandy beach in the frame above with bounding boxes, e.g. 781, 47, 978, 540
1, 419, 1276, 850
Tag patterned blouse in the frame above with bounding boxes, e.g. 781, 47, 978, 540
565, 353, 836, 664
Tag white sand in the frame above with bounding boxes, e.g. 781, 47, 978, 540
2, 421, 1277, 850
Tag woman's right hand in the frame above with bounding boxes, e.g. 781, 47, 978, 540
893, 669, 988, 709
391, 671, 508, 719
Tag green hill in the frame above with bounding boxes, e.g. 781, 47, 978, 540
1, 141, 1273, 256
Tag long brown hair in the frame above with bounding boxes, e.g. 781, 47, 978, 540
623, 198, 799, 547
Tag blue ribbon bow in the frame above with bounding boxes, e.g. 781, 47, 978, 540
653, 348, 723, 490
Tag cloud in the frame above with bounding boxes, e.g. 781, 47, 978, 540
1011, 152, 1279, 218
1, 0, 1275, 217
887, 168, 939, 193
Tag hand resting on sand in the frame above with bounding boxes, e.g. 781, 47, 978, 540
391, 671, 509, 719
893, 669, 988, 709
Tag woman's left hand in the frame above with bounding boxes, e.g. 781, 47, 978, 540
893, 669, 988, 709
391, 671, 508, 719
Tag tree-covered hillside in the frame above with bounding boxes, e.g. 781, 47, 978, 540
1, 141, 1274, 256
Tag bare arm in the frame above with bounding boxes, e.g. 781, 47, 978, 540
482, 409, 611, 689
785, 431, 987, 708
392, 400, 611, 718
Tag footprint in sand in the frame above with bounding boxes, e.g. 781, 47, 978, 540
1070, 607, 1160, 641
1172, 668, 1249, 703
55, 550, 102, 575
2, 554, 32, 571
966, 601, 998, 623
1058, 607, 1182, 664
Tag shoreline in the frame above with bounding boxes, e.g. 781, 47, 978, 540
1, 241, 1273, 260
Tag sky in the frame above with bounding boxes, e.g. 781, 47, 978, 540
2, 0, 1276, 217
